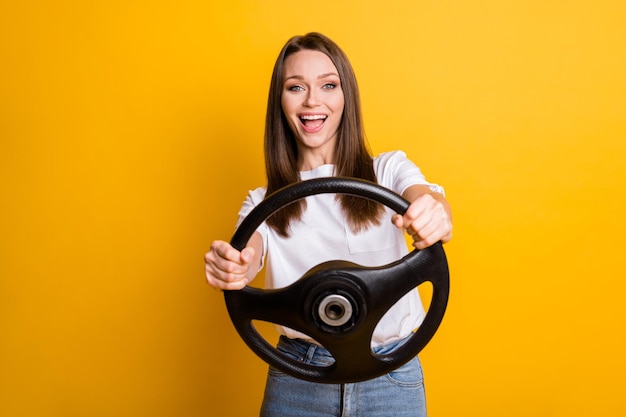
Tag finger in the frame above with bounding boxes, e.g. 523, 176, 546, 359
406, 195, 449, 233
209, 252, 249, 276
205, 259, 249, 288
205, 242, 251, 286
392, 201, 426, 231
410, 224, 438, 249
206, 270, 248, 291
411, 216, 453, 249
210, 242, 254, 273
240, 246, 255, 264
210, 240, 245, 264
401, 198, 430, 229
391, 214, 404, 229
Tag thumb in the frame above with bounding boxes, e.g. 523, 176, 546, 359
391, 213, 403, 228
240, 247, 254, 263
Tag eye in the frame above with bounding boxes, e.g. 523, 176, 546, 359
322, 83, 337, 90
287, 85, 304, 92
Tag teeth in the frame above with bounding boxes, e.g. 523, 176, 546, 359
300, 114, 327, 120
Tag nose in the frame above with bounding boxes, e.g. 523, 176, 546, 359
303, 89, 319, 107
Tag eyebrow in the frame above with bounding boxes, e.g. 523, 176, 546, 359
284, 72, 340, 81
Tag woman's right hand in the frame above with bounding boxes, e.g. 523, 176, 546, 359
204, 233, 262, 291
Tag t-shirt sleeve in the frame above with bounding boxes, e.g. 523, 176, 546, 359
374, 150, 445, 196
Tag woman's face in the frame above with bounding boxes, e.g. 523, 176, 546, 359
281, 49, 345, 168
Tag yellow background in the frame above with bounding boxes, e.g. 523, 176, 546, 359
1, 1, 625, 416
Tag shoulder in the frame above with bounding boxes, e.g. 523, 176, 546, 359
246, 186, 267, 205
373, 150, 421, 183
373, 150, 432, 194
373, 150, 410, 172
236, 186, 267, 224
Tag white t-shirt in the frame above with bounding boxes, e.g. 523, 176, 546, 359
236, 150, 445, 346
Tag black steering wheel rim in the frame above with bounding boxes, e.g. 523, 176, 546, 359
224, 177, 449, 384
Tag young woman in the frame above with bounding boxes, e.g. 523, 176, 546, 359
205, 32, 452, 417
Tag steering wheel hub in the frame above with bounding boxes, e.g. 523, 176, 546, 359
302, 270, 366, 335
318, 294, 352, 326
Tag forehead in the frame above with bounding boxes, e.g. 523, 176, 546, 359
283, 50, 339, 78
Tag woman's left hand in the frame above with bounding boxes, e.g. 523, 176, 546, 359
391, 185, 453, 250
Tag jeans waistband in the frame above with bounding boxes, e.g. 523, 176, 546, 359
278, 334, 412, 361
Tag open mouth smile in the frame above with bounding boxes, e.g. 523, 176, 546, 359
299, 114, 328, 133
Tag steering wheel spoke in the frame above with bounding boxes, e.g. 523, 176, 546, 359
225, 286, 300, 330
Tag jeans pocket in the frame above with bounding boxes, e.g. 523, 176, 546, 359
385, 357, 424, 388
268, 366, 287, 377
270, 339, 335, 376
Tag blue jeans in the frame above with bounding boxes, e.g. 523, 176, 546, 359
260, 336, 427, 417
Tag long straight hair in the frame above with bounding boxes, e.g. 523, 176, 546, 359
264, 32, 383, 237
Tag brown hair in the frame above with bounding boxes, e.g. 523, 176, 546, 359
264, 32, 383, 237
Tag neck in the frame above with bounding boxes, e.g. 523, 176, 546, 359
297, 148, 335, 171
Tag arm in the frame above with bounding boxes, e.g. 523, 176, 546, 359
391, 184, 453, 250
204, 231, 264, 290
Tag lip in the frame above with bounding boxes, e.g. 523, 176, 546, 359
298, 113, 328, 133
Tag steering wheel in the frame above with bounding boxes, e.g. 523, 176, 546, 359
224, 177, 449, 384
